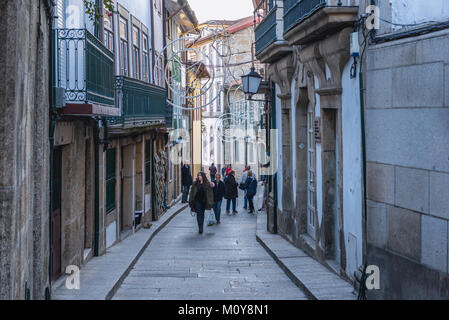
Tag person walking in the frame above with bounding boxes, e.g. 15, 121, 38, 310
240, 166, 250, 210
244, 170, 258, 214
212, 173, 225, 224
181, 161, 193, 203
224, 170, 238, 214
225, 164, 232, 177
189, 172, 214, 234
209, 163, 217, 181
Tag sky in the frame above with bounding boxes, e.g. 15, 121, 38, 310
188, 0, 254, 24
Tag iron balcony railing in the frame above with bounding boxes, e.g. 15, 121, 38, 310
111, 76, 168, 126
284, 0, 326, 33
284, 0, 358, 33
57, 29, 115, 106
255, 5, 278, 56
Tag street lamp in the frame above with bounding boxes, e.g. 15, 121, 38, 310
241, 67, 263, 98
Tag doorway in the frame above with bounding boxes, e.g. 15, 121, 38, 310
307, 104, 317, 240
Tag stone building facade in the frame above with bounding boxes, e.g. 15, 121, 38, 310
254, 0, 449, 299
364, 0, 449, 299
0, 0, 52, 300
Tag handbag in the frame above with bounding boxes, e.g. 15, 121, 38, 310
239, 182, 245, 190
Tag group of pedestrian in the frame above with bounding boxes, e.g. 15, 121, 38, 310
181, 162, 259, 234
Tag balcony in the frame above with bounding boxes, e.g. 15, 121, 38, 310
109, 76, 168, 129
56, 29, 119, 116
254, 1, 292, 63
283, 0, 359, 45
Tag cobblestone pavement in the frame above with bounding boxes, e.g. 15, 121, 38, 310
113, 194, 308, 300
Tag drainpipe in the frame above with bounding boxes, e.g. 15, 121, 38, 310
271, 81, 278, 234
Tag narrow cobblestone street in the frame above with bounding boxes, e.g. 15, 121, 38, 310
113, 195, 308, 300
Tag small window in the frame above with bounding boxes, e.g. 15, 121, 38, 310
132, 25, 141, 79
119, 17, 129, 76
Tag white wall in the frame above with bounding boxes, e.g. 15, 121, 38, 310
276, 84, 283, 211
341, 60, 363, 279
291, 77, 297, 207
389, 0, 449, 31
314, 76, 323, 227
118, 0, 152, 27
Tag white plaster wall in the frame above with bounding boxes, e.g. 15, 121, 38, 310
118, 0, 152, 28
276, 84, 283, 211
153, 4, 165, 54
390, 0, 449, 30
291, 78, 297, 207
341, 60, 363, 278
314, 76, 323, 227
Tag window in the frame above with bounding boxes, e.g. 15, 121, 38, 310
132, 25, 141, 79
106, 149, 116, 214
168, 69, 173, 101
166, 12, 172, 40
142, 33, 150, 82
234, 138, 239, 162
103, 8, 114, 52
145, 141, 151, 185
216, 83, 222, 112
119, 17, 129, 76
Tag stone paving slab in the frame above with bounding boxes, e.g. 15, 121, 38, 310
256, 210, 357, 300
113, 190, 308, 300
52, 198, 188, 300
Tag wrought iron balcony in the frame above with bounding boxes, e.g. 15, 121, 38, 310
284, 0, 326, 33
283, 0, 359, 44
255, 6, 278, 56
254, 0, 292, 63
110, 76, 168, 128
56, 29, 115, 109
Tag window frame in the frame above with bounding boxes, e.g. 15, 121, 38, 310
119, 15, 130, 76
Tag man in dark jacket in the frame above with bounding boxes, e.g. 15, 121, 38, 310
209, 163, 217, 181
244, 170, 258, 214
181, 161, 193, 203
224, 170, 238, 214
212, 173, 225, 224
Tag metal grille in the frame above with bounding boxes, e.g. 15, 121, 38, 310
283, 0, 327, 33
57, 28, 115, 106
255, 6, 278, 56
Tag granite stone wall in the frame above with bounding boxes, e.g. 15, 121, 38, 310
365, 28, 449, 299
0, 0, 51, 300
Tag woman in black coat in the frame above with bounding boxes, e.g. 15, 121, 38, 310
224, 170, 238, 214
189, 172, 214, 234
212, 173, 225, 224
